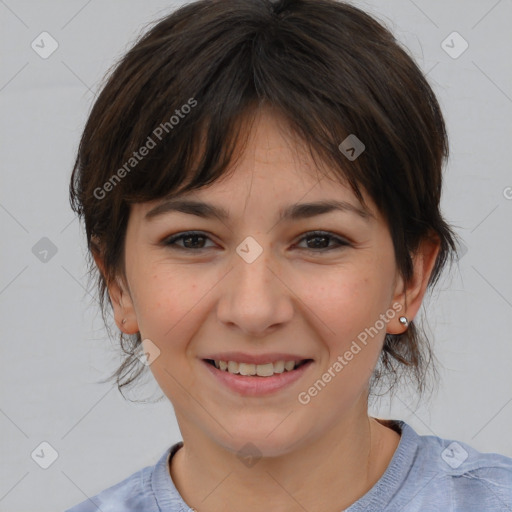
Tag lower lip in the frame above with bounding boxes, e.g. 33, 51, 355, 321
202, 360, 314, 397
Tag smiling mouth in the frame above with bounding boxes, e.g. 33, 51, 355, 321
204, 358, 312, 377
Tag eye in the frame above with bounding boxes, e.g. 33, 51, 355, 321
294, 231, 351, 252
162, 231, 216, 250
161, 230, 351, 253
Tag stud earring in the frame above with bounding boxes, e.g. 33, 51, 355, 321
121, 318, 127, 325
399, 316, 408, 327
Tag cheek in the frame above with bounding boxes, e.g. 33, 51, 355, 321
297, 264, 395, 405
300, 262, 390, 346
127, 260, 223, 392
132, 267, 201, 341
131, 266, 208, 397
294, 271, 390, 415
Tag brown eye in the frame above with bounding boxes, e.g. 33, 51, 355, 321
295, 231, 350, 252
163, 231, 215, 250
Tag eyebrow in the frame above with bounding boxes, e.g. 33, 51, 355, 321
144, 198, 374, 223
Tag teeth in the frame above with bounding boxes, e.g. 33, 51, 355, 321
284, 361, 295, 371
256, 363, 274, 377
239, 363, 256, 375
273, 360, 285, 373
212, 359, 303, 377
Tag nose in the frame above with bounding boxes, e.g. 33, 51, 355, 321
216, 240, 294, 337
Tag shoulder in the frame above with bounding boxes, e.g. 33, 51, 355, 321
64, 444, 180, 512
64, 465, 156, 512
400, 421, 512, 510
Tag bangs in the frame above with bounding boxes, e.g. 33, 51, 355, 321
103, 63, 371, 213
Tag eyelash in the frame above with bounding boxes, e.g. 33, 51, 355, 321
161, 230, 351, 253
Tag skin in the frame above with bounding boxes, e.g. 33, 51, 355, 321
95, 108, 440, 512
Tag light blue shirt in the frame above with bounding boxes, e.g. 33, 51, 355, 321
65, 420, 512, 511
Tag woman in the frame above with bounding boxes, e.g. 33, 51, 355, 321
66, 0, 512, 510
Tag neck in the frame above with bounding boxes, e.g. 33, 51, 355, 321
169, 410, 400, 512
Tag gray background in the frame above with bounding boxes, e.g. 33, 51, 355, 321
0, 1, 511, 510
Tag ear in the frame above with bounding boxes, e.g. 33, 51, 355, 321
93, 251, 139, 335
387, 233, 441, 334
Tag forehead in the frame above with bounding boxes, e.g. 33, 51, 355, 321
132, 108, 379, 223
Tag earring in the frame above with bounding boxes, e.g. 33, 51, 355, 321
121, 318, 127, 325
399, 316, 408, 327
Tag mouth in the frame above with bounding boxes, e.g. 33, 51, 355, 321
201, 357, 314, 397
203, 358, 312, 377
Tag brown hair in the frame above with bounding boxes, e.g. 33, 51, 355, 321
69, 0, 460, 400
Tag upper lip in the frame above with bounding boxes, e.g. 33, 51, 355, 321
202, 352, 312, 365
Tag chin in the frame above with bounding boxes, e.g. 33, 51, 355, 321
214, 420, 309, 459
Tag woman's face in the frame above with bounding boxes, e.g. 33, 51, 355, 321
107, 109, 429, 457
